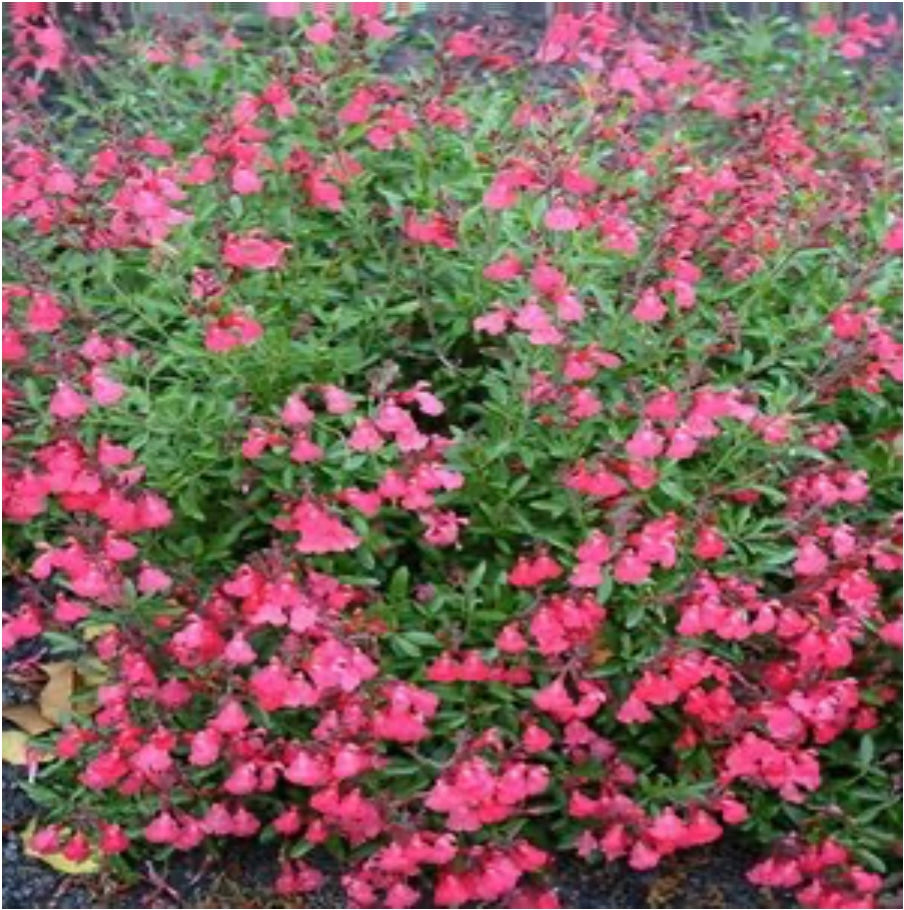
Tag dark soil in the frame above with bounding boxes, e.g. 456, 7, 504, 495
2, 779, 783, 910
4, 740, 782, 910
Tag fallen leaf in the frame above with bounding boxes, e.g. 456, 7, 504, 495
23, 820, 100, 875
39, 662, 75, 725
2, 730, 31, 765
2, 730, 51, 765
3, 703, 56, 735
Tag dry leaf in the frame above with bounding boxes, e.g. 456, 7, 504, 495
3, 703, 56, 735
39, 661, 75, 725
2, 730, 51, 765
23, 820, 100, 875
2, 730, 31, 765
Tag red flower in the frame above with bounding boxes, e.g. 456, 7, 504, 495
508, 553, 563, 587
544, 204, 580, 232
403, 212, 457, 249
222, 232, 289, 270
278, 499, 361, 554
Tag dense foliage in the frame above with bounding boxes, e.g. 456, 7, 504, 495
2, 3, 902, 907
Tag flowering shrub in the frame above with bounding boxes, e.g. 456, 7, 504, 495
2, 4, 902, 907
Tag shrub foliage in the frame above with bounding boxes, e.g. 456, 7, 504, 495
2, 4, 902, 908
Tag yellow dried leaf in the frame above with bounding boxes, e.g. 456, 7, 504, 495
2, 730, 31, 765
23, 821, 100, 875
3, 703, 56, 735
2, 730, 51, 765
39, 661, 76, 725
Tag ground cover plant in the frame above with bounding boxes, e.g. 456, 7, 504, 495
2, 2, 902, 907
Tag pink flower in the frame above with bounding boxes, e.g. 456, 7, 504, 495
794, 538, 828, 576
625, 424, 664, 459
838, 37, 865, 59
81, 750, 129, 790
570, 562, 602, 587
279, 499, 360, 553
555, 292, 584, 323
474, 307, 511, 335
276, 860, 325, 895
530, 262, 567, 297
348, 419, 384, 451
694, 526, 726, 560
290, 433, 324, 464
404, 212, 457, 249
231, 167, 262, 195
879, 616, 903, 648
631, 288, 667, 323
309, 638, 377, 692
281, 393, 315, 427
342, 488, 383, 516
613, 550, 650, 584
648, 807, 687, 850
88, 369, 126, 406
211, 699, 250, 734
882, 219, 902, 254
512, 303, 562, 346
98, 823, 130, 855
810, 15, 838, 37
717, 796, 749, 825
306, 20, 335, 45
25, 292, 65, 332
617, 695, 653, 724
137, 565, 172, 594
60, 832, 91, 863
224, 633, 257, 665
576, 530, 611, 564
49, 383, 89, 419
523, 724, 553, 752
321, 385, 354, 414
284, 749, 329, 787
496, 623, 529, 653
564, 462, 626, 498
483, 176, 520, 210
145, 811, 181, 845
224, 762, 259, 796
628, 840, 661, 871
544, 204, 580, 232
202, 803, 235, 836
483, 253, 522, 282
508, 553, 563, 587
222, 232, 289, 270
561, 167, 597, 195
646, 389, 681, 421
204, 312, 263, 352
533, 677, 605, 723
747, 855, 803, 888
189, 728, 221, 766
422, 510, 467, 547
409, 382, 444, 415
266, 2, 301, 18
273, 807, 302, 836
